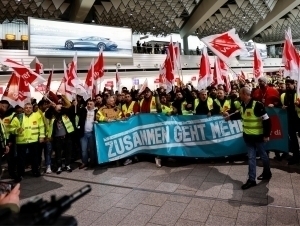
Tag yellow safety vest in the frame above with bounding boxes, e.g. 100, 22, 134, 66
0, 119, 7, 145
122, 101, 136, 115
215, 99, 231, 113
241, 101, 263, 135
161, 104, 173, 115
280, 93, 300, 118
181, 101, 193, 115
11, 112, 45, 144
3, 113, 14, 137
194, 99, 199, 111
231, 99, 241, 111
48, 115, 75, 137
140, 97, 157, 113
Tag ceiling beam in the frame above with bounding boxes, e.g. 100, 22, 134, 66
69, 0, 95, 23
243, 0, 300, 41
180, 0, 227, 38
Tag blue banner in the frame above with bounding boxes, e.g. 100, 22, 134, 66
94, 108, 288, 164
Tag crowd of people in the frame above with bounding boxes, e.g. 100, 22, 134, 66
0, 73, 297, 191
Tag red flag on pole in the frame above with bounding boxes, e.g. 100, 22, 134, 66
35, 57, 44, 74
2, 72, 31, 107
197, 47, 211, 90
2, 59, 46, 87
201, 29, 247, 63
253, 45, 264, 80
165, 51, 175, 93
45, 65, 53, 94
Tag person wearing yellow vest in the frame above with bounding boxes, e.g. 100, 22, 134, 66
96, 97, 123, 122
122, 92, 140, 118
280, 79, 300, 165
0, 100, 11, 178
2, 105, 17, 179
172, 91, 193, 115
228, 89, 241, 111
214, 89, 231, 114
224, 87, 272, 190
10, 103, 45, 182
140, 88, 162, 114
159, 94, 176, 115
45, 102, 75, 174
194, 90, 220, 116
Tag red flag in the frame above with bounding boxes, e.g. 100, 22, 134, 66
45, 66, 53, 94
282, 27, 299, 80
201, 29, 247, 63
223, 74, 231, 93
253, 45, 264, 80
2, 72, 31, 107
85, 59, 94, 99
94, 47, 104, 80
65, 53, 77, 91
197, 47, 211, 90
212, 57, 225, 86
168, 37, 176, 70
165, 52, 175, 93
138, 78, 148, 94
18, 76, 31, 104
35, 57, 44, 74
1, 59, 46, 86
238, 70, 246, 83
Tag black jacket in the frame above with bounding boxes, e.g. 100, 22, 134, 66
45, 105, 76, 138
77, 108, 98, 138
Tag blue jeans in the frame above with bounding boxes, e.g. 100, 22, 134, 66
246, 141, 271, 181
44, 141, 52, 166
80, 132, 96, 165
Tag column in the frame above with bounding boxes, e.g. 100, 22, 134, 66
183, 36, 189, 55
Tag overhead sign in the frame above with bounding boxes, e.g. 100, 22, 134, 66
28, 18, 133, 58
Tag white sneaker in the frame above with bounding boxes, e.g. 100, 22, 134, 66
46, 166, 52, 174
56, 167, 62, 175
123, 159, 132, 166
155, 157, 162, 168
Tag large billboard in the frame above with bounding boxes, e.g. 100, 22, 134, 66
239, 41, 267, 60
28, 18, 132, 58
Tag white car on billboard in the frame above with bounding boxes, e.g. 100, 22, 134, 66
64, 36, 118, 50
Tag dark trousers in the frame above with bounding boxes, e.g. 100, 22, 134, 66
288, 122, 300, 159
53, 135, 72, 168
17, 142, 39, 177
7, 143, 17, 178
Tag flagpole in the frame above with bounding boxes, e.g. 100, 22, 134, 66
223, 61, 239, 80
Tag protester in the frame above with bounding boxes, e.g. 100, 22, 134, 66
11, 103, 45, 182
77, 99, 98, 169
224, 87, 272, 190
45, 102, 75, 174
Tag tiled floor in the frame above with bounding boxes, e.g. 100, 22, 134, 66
15, 156, 300, 226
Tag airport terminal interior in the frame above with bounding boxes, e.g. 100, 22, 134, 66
2, 0, 300, 225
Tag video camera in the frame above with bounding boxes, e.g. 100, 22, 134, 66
0, 184, 91, 225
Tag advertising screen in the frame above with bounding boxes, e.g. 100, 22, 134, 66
28, 18, 132, 58
239, 41, 267, 60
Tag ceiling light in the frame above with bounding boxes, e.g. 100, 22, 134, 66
130, 13, 132, 16
153, 26, 155, 29
166, 20, 169, 23
92, 20, 95, 23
